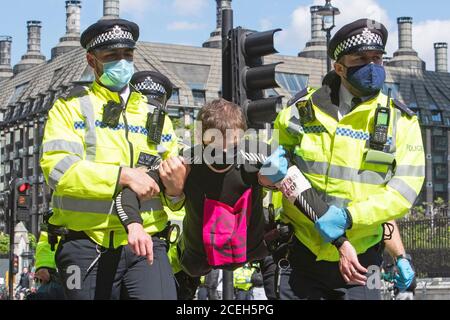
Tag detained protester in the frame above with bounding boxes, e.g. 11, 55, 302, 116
175, 99, 269, 284
171, 99, 364, 299
259, 18, 424, 300
40, 19, 184, 300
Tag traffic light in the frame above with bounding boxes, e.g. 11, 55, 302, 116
13, 254, 19, 274
15, 179, 32, 221
230, 27, 284, 128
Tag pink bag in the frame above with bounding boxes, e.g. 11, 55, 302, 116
202, 189, 252, 266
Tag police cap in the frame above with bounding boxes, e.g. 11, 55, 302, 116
328, 19, 388, 61
80, 18, 139, 52
131, 71, 173, 102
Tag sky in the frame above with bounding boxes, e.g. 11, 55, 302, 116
1, 0, 450, 71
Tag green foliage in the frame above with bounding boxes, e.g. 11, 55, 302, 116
0, 232, 10, 255
28, 233, 37, 251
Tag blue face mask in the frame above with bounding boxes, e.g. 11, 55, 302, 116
98, 59, 134, 92
344, 63, 386, 96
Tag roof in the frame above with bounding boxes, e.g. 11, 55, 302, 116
1, 41, 450, 127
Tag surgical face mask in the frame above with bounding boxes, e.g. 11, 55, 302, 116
97, 59, 134, 92
344, 63, 386, 97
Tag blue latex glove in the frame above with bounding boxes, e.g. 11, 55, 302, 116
259, 146, 288, 184
394, 258, 415, 292
314, 206, 351, 243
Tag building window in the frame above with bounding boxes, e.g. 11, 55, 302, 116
382, 83, 400, 100
192, 90, 206, 106
8, 82, 29, 105
275, 72, 309, 96
434, 164, 447, 180
167, 107, 180, 118
431, 111, 443, 124
432, 128, 444, 136
265, 88, 278, 97
432, 154, 446, 164
434, 183, 445, 192
169, 88, 180, 105
433, 137, 447, 151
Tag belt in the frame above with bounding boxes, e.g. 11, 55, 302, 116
62, 227, 176, 247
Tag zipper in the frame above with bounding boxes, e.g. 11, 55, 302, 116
120, 92, 134, 168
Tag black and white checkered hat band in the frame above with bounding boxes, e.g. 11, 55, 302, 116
334, 28, 383, 60
135, 77, 167, 95
87, 25, 134, 50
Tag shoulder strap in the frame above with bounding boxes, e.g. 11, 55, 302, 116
392, 99, 415, 117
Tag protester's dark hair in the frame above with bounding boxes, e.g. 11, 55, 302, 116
197, 99, 248, 136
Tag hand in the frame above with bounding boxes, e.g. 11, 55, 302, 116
338, 241, 368, 285
120, 167, 160, 200
159, 156, 188, 196
127, 223, 154, 265
259, 146, 288, 184
315, 206, 351, 242
394, 258, 415, 292
34, 268, 51, 284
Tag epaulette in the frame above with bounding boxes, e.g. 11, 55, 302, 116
60, 85, 89, 100
392, 99, 415, 117
287, 88, 309, 107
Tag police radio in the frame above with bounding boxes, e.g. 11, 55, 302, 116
146, 98, 166, 145
370, 89, 391, 151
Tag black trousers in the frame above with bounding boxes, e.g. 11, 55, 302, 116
55, 233, 177, 300
235, 288, 254, 300
278, 238, 383, 300
260, 255, 278, 300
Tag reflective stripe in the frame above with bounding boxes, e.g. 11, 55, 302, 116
294, 155, 392, 185
287, 121, 304, 135
387, 177, 418, 205
48, 155, 82, 189
389, 109, 401, 153
52, 195, 164, 214
147, 105, 156, 114
79, 95, 97, 161
42, 140, 84, 157
325, 194, 351, 207
293, 156, 328, 175
395, 165, 425, 177
328, 164, 391, 185
287, 107, 304, 135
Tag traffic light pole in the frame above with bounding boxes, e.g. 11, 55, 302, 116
8, 180, 14, 300
221, 6, 235, 301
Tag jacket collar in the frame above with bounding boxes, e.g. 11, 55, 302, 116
90, 80, 144, 110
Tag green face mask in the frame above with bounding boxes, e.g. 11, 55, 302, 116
97, 59, 135, 92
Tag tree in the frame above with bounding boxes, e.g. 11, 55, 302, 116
28, 233, 36, 251
0, 232, 10, 255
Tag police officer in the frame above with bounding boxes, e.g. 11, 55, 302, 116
261, 19, 425, 300
234, 264, 257, 300
40, 19, 186, 300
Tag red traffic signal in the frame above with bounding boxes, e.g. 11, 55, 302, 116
13, 254, 19, 274
18, 183, 31, 193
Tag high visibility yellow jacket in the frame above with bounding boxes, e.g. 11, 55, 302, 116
275, 80, 425, 262
233, 266, 255, 291
40, 81, 181, 249
34, 231, 58, 270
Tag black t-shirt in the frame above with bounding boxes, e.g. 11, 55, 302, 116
179, 143, 270, 277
